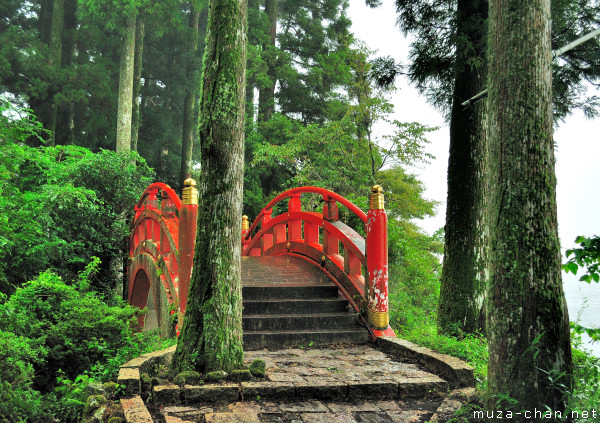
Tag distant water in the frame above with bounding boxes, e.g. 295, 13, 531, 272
563, 277, 600, 357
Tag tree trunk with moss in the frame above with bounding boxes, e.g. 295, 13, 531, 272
131, 15, 145, 153
171, 0, 247, 374
31, 0, 64, 146
486, 0, 572, 415
180, 5, 202, 190
438, 0, 488, 336
115, 14, 136, 153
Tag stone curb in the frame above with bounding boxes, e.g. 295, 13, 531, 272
119, 345, 177, 423
149, 375, 449, 405
118, 345, 177, 396
120, 395, 153, 423
376, 337, 475, 387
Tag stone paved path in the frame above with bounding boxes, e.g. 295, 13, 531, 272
148, 344, 473, 422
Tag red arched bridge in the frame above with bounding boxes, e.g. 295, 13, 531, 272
128, 180, 395, 349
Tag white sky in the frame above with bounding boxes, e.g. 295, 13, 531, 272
348, 1, 600, 349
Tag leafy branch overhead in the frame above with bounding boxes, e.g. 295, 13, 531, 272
563, 235, 600, 283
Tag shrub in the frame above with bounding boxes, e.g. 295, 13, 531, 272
0, 270, 139, 392
0, 330, 45, 422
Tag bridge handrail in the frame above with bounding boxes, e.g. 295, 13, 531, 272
134, 182, 182, 216
243, 186, 367, 241
241, 185, 394, 338
127, 181, 394, 339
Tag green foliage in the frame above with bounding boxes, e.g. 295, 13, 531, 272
0, 270, 137, 391
562, 235, 600, 346
0, 267, 176, 422
274, 0, 354, 124
563, 235, 600, 284
569, 342, 600, 417
0, 101, 154, 294
0, 330, 44, 423
49, 373, 97, 422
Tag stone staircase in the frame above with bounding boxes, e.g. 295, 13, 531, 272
241, 256, 369, 349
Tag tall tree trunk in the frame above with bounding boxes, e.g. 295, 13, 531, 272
172, 0, 247, 374
46, 0, 64, 147
31, 0, 64, 146
438, 0, 488, 336
257, 0, 277, 122
131, 15, 145, 153
115, 15, 136, 153
56, 0, 76, 145
39, 0, 52, 44
486, 0, 572, 415
180, 5, 201, 190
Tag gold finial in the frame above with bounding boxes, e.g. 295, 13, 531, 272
370, 185, 384, 210
182, 178, 198, 205
242, 215, 249, 231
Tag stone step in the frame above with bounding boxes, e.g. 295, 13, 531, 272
242, 328, 369, 350
159, 395, 458, 423
242, 312, 361, 332
242, 285, 340, 300
243, 297, 350, 314
240, 257, 364, 350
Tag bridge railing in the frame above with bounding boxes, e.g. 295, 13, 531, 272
128, 180, 198, 336
128, 183, 182, 335
241, 186, 394, 337
128, 181, 393, 338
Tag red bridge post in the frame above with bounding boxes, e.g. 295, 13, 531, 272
366, 185, 393, 336
178, 178, 198, 329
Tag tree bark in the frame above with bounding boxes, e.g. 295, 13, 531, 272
131, 15, 145, 153
31, 0, 64, 146
56, 0, 77, 145
115, 14, 136, 153
257, 0, 278, 122
180, 5, 201, 190
46, 0, 65, 146
171, 0, 247, 374
486, 0, 572, 415
438, 0, 488, 336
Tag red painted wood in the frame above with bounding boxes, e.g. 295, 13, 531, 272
366, 208, 389, 331
178, 202, 197, 320
128, 183, 394, 340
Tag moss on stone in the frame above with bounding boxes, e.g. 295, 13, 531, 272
83, 394, 108, 416
249, 359, 266, 378
103, 381, 119, 395
173, 370, 202, 385
205, 370, 228, 382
